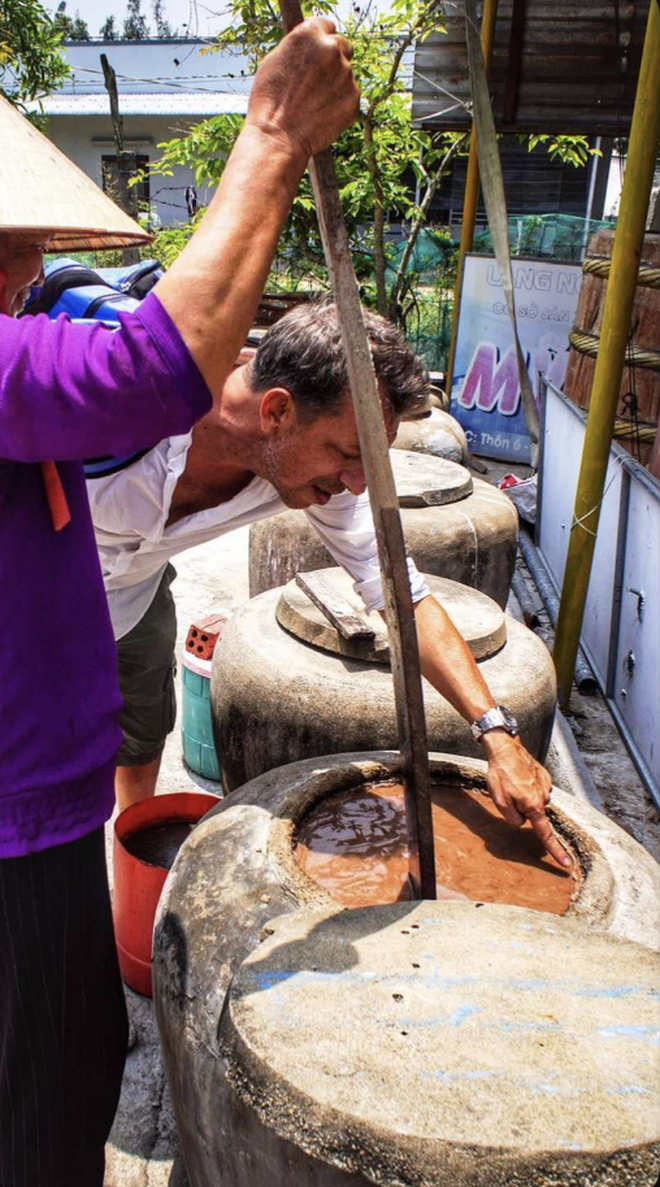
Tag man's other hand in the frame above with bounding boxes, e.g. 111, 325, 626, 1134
247, 17, 359, 161
481, 730, 573, 869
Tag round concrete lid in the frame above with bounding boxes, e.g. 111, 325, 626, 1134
221, 902, 660, 1186
276, 569, 507, 663
391, 450, 472, 506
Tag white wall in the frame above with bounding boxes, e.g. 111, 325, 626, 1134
538, 382, 660, 803
47, 113, 218, 227
40, 40, 251, 227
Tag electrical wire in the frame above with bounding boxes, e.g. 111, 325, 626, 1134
68, 65, 249, 92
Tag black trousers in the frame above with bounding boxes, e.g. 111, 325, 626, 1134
0, 827, 127, 1187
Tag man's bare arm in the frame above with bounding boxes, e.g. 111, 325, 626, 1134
379, 594, 571, 868
154, 18, 358, 398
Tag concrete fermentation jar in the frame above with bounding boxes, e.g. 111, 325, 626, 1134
153, 751, 660, 1187
249, 450, 518, 607
211, 570, 556, 792
392, 406, 468, 463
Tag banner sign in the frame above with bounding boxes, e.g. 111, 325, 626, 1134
450, 254, 582, 462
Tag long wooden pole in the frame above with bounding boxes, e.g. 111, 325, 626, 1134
444, 0, 499, 397
278, 0, 436, 898
553, 0, 660, 706
100, 53, 140, 265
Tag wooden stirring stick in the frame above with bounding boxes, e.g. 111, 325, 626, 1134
277, 0, 437, 898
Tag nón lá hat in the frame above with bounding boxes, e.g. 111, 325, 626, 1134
0, 93, 152, 251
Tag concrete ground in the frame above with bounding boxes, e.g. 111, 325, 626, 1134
102, 465, 659, 1185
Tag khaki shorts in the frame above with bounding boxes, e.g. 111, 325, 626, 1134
115, 564, 178, 767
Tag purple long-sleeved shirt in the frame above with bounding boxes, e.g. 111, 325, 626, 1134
0, 293, 211, 857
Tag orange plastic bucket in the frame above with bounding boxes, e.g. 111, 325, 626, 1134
113, 791, 220, 996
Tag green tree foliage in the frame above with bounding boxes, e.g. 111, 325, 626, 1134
123, 0, 150, 40
152, 0, 173, 38
147, 207, 206, 267
53, 1, 73, 36
69, 11, 90, 40
52, 1, 89, 40
100, 14, 117, 39
521, 133, 593, 168
150, 0, 597, 324
0, 0, 70, 109
153, 0, 468, 319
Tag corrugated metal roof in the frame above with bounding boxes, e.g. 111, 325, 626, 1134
413, 1, 647, 134
35, 91, 249, 117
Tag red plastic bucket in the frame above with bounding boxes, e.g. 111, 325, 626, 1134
113, 791, 220, 996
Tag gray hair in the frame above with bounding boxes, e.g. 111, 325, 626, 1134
249, 301, 429, 420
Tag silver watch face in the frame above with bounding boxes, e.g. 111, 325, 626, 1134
499, 705, 518, 733
471, 705, 519, 740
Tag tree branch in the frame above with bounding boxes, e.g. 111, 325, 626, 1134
366, 0, 443, 119
388, 132, 468, 319
362, 114, 389, 314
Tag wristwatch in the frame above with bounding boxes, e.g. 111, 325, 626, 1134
470, 705, 519, 742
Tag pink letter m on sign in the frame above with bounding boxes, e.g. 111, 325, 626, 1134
458, 343, 520, 416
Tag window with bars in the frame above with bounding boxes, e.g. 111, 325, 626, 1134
101, 154, 150, 207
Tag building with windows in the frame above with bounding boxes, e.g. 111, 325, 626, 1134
33, 38, 252, 227
28, 30, 632, 241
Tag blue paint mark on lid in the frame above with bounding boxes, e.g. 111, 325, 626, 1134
598, 1024, 660, 1045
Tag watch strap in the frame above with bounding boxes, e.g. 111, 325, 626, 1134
470, 705, 519, 742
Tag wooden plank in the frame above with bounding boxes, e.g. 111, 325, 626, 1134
279, 0, 437, 901
295, 571, 376, 641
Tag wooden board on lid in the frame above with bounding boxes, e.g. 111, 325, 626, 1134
277, 568, 506, 664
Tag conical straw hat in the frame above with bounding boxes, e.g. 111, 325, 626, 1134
0, 94, 152, 250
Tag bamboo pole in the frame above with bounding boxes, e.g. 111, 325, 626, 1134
444, 0, 499, 397
553, 0, 660, 706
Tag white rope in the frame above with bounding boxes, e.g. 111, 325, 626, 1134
411, 69, 469, 111
411, 99, 468, 123
570, 455, 627, 536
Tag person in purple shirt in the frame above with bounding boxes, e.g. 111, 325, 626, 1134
0, 20, 358, 1186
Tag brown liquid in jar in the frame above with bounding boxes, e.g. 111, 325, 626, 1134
123, 820, 195, 870
294, 782, 579, 914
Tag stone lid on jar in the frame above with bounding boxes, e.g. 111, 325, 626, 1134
391, 450, 473, 506
220, 901, 660, 1187
276, 569, 507, 664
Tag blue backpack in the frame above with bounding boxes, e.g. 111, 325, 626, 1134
23, 257, 163, 321
23, 257, 266, 478
22, 258, 164, 476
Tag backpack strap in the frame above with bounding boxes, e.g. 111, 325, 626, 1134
22, 263, 104, 316
83, 448, 151, 479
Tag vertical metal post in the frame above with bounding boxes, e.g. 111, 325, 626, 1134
580, 135, 601, 258
553, 0, 660, 706
444, 0, 499, 396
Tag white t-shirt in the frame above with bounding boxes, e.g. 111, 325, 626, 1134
87, 433, 430, 640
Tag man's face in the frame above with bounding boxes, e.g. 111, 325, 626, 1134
259, 385, 399, 510
0, 238, 46, 317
